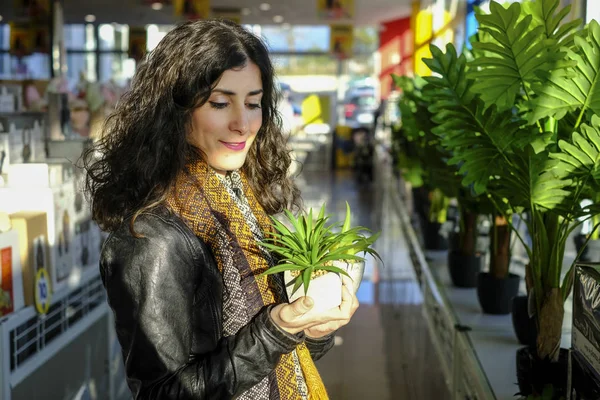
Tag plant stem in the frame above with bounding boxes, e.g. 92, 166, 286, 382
490, 215, 511, 279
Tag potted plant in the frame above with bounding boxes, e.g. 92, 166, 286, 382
421, 0, 600, 396
260, 204, 380, 313
393, 75, 490, 287
331, 202, 382, 293
393, 75, 455, 251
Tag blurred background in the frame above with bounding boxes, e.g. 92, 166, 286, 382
1, 1, 594, 399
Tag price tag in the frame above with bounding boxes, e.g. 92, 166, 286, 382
34, 268, 51, 315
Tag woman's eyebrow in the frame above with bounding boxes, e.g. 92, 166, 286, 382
212, 89, 264, 96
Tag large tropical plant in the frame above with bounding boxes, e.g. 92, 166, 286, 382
393, 73, 497, 260
422, 0, 600, 361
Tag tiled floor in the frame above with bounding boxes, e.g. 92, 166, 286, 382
294, 148, 450, 399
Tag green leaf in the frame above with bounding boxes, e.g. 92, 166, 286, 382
342, 202, 351, 233
302, 268, 312, 295
260, 263, 305, 276
317, 265, 351, 278
521, 0, 581, 44
470, 1, 556, 111
530, 20, 600, 126
320, 253, 363, 263
318, 203, 326, 221
284, 209, 306, 243
290, 277, 304, 297
423, 43, 532, 195
550, 115, 600, 183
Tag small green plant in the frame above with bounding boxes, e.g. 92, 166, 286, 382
334, 202, 382, 258
260, 203, 381, 296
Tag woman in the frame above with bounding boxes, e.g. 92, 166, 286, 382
84, 19, 359, 399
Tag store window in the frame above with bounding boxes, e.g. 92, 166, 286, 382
0, 23, 51, 80
147, 24, 173, 51
99, 23, 128, 51
272, 54, 337, 76
260, 25, 331, 53
65, 24, 96, 51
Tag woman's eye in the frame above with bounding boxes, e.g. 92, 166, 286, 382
209, 102, 228, 109
247, 103, 261, 110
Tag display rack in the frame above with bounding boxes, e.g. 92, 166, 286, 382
391, 176, 496, 400
0, 266, 108, 400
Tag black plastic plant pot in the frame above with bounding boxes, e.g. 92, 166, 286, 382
448, 251, 483, 288
511, 295, 537, 347
448, 232, 460, 252
424, 221, 447, 251
516, 347, 568, 398
476, 272, 520, 315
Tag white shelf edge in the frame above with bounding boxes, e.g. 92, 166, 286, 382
9, 302, 108, 388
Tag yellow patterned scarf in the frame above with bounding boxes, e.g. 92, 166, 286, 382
166, 158, 328, 400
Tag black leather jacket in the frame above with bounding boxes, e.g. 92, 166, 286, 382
100, 207, 334, 399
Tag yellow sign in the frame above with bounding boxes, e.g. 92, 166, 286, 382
330, 24, 353, 60
175, 0, 210, 19
318, 0, 354, 20
9, 22, 34, 57
212, 8, 241, 24
34, 267, 51, 315
128, 26, 147, 62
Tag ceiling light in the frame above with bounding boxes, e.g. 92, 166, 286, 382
241, 8, 251, 16
84, 14, 96, 23
259, 3, 271, 11
151, 2, 163, 10
273, 15, 284, 23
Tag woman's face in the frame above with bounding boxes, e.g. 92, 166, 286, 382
189, 62, 264, 175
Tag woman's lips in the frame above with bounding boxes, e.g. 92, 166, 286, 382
220, 141, 246, 151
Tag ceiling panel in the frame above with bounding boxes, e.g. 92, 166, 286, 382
0, 0, 412, 26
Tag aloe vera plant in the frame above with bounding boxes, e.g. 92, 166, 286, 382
260, 203, 380, 296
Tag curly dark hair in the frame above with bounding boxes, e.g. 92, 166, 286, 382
83, 19, 301, 232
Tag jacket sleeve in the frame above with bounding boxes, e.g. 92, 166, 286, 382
305, 334, 335, 361
100, 213, 304, 400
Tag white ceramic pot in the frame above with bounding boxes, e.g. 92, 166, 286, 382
332, 260, 365, 294
284, 270, 342, 313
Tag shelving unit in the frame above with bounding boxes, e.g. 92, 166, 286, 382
391, 176, 496, 400
0, 266, 108, 400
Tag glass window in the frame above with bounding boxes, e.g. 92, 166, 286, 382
65, 24, 85, 50
0, 54, 50, 80
66, 53, 97, 87
99, 53, 135, 86
147, 25, 174, 51
99, 24, 128, 51
272, 54, 337, 75
0, 24, 9, 50
353, 27, 379, 55
261, 25, 330, 53
64, 24, 96, 50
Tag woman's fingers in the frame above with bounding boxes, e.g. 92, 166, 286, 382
271, 275, 362, 334
283, 296, 314, 318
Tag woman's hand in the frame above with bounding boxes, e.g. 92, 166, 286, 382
305, 276, 359, 338
269, 275, 360, 336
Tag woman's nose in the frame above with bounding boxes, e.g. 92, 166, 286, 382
229, 105, 249, 134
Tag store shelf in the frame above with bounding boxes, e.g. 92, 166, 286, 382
391, 177, 496, 400
0, 265, 107, 399
391, 175, 576, 400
